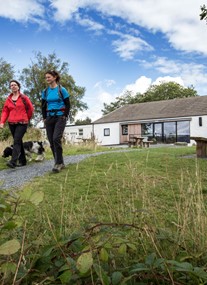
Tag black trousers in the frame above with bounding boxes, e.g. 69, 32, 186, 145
45, 116, 66, 164
9, 123, 28, 165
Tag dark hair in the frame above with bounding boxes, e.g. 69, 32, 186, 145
10, 80, 21, 89
45, 70, 60, 83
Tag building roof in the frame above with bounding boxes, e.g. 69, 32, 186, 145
93, 96, 207, 124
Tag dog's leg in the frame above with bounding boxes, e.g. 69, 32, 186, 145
26, 152, 32, 162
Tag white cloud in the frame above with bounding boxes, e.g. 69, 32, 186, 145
123, 76, 152, 95
94, 79, 116, 89
2, 1, 206, 55
75, 13, 104, 33
0, 0, 50, 29
50, 0, 207, 55
142, 57, 207, 94
122, 75, 185, 96
112, 34, 153, 60
93, 79, 117, 104
152, 76, 184, 86
1, 0, 43, 21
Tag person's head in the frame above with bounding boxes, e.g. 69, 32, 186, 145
45, 70, 60, 85
9, 80, 21, 92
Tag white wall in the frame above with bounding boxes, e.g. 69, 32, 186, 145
190, 115, 207, 144
64, 124, 93, 144
94, 123, 120, 145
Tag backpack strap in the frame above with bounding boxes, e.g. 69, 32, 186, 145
58, 84, 64, 101
20, 94, 29, 116
44, 85, 64, 102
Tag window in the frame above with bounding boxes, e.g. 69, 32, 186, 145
78, 129, 83, 136
122, 125, 128, 135
164, 122, 176, 143
141, 123, 153, 136
199, 117, 202, 127
104, 128, 110, 136
177, 121, 190, 143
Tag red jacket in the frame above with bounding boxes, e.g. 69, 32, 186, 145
0, 93, 34, 125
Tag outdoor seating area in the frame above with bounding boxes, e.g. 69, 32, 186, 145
128, 134, 153, 148
190, 136, 207, 158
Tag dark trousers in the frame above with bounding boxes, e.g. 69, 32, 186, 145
45, 116, 66, 164
9, 123, 28, 165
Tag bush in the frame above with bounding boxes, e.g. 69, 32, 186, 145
24, 127, 44, 141
0, 125, 11, 141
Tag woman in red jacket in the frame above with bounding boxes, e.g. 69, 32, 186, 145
0, 80, 34, 168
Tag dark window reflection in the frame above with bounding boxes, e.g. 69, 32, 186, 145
164, 122, 176, 143
141, 121, 190, 143
177, 121, 190, 143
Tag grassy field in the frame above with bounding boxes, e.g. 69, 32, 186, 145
1, 143, 207, 284
21, 145, 207, 244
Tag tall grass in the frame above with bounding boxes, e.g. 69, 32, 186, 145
17, 146, 207, 256
2, 145, 207, 283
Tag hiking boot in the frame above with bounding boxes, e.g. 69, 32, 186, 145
7, 161, 16, 169
17, 162, 27, 167
60, 163, 65, 169
52, 164, 63, 173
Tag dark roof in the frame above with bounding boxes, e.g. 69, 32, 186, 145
93, 96, 207, 124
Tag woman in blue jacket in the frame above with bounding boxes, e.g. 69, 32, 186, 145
42, 70, 70, 173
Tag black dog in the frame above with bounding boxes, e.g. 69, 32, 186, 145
2, 141, 45, 161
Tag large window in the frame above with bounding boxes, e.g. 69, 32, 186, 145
154, 123, 163, 143
141, 120, 190, 143
164, 122, 176, 143
141, 123, 153, 136
177, 121, 190, 143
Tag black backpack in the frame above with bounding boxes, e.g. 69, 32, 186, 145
20, 94, 29, 116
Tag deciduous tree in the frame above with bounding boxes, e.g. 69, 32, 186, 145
200, 5, 207, 23
0, 58, 14, 103
102, 82, 197, 115
75, 117, 92, 125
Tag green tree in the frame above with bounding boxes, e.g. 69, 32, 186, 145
200, 5, 207, 23
102, 91, 142, 115
102, 82, 197, 115
0, 58, 14, 97
19, 52, 88, 125
75, 116, 92, 125
0, 58, 15, 140
139, 82, 197, 103
0, 58, 15, 107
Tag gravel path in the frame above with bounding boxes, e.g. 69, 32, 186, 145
0, 149, 133, 190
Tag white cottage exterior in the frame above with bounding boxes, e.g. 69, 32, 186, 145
92, 96, 207, 146
64, 124, 94, 144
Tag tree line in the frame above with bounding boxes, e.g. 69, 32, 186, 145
102, 82, 198, 115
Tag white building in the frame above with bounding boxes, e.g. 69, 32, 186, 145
41, 96, 207, 146
92, 96, 207, 146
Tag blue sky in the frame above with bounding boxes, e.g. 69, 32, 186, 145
1, 0, 207, 121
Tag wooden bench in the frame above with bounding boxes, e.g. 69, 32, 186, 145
143, 140, 154, 148
190, 137, 207, 158
128, 139, 137, 147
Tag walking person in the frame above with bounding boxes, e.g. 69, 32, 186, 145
41, 70, 70, 173
0, 80, 34, 168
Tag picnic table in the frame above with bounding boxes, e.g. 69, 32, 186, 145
190, 136, 207, 158
128, 135, 145, 147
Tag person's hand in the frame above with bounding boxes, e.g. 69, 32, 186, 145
0, 123, 4, 129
